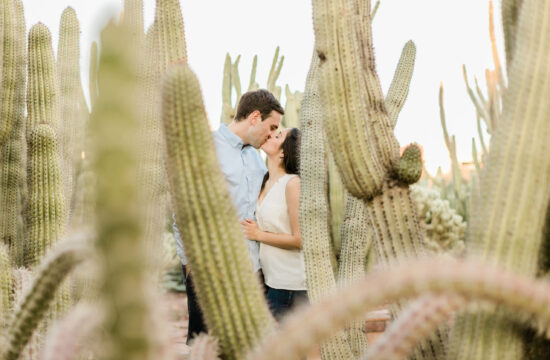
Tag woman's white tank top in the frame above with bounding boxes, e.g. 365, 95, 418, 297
256, 174, 307, 290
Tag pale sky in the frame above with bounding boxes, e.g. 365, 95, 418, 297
22, 0, 503, 174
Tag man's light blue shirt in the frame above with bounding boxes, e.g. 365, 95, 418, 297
173, 124, 267, 272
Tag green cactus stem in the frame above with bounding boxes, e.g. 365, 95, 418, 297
154, 0, 187, 70
396, 143, 422, 185
57, 7, 88, 217
364, 295, 466, 360
122, 0, 144, 39
282, 85, 303, 128
385, 41, 416, 128
26, 23, 59, 137
501, 0, 522, 73
91, 22, 158, 360
449, 2, 550, 359
0, 244, 13, 330
0, 0, 25, 146
88, 41, 98, 111
266, 46, 283, 100
327, 153, 345, 262
299, 51, 354, 359
1, 242, 88, 360
249, 257, 550, 360
221, 53, 233, 124
162, 64, 275, 359
248, 55, 259, 91
0, 0, 26, 264
337, 195, 372, 357
26, 124, 66, 267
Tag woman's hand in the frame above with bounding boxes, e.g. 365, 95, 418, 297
240, 218, 263, 241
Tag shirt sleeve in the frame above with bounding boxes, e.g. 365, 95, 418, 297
172, 213, 188, 265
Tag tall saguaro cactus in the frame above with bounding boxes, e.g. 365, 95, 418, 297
57, 7, 88, 218
162, 64, 274, 360
449, 1, 550, 359
0, 0, 26, 264
90, 22, 157, 360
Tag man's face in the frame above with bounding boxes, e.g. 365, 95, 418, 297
247, 110, 282, 149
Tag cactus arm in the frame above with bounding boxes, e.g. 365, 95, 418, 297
476, 110, 488, 156
337, 195, 372, 357
298, 51, 354, 359
327, 153, 345, 261
1, 242, 88, 360
189, 334, 220, 360
0, 0, 25, 146
313, 0, 400, 200
439, 85, 463, 194
231, 54, 242, 100
370, 0, 380, 19
0, 0, 26, 264
472, 138, 482, 175
221, 53, 232, 124
248, 54, 259, 91
361, 295, 465, 360
122, 0, 144, 37
249, 258, 550, 360
385, 41, 416, 129
266, 46, 281, 94
450, 2, 550, 359
26, 23, 59, 136
162, 64, 274, 359
462, 66, 492, 131
88, 41, 98, 111
154, 0, 187, 70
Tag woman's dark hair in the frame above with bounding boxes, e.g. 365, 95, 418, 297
261, 128, 301, 190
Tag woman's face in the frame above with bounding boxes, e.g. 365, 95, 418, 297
261, 128, 288, 157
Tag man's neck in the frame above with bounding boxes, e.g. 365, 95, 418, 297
227, 120, 248, 145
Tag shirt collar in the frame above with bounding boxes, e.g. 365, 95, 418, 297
219, 123, 246, 149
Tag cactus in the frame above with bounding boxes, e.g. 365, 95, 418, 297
250, 258, 550, 360
162, 63, 274, 359
0, 0, 26, 264
0, 0, 25, 146
90, 21, 160, 360
88, 41, 98, 111
448, 1, 550, 358
57, 7, 88, 218
1, 242, 88, 360
385, 41, 416, 128
26, 124, 66, 267
396, 143, 423, 185
26, 23, 59, 136
0, 244, 13, 330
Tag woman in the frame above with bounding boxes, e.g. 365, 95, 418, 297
241, 127, 307, 320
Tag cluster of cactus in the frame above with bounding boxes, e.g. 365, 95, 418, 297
3, 0, 550, 360
409, 185, 466, 256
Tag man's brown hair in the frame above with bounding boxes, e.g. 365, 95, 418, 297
234, 89, 284, 121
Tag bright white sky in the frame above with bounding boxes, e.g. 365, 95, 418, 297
22, 0, 504, 174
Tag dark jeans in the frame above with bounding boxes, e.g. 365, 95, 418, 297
266, 285, 308, 321
182, 265, 207, 344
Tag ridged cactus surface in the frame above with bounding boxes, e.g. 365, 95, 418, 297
162, 64, 274, 359
0, 0, 26, 265
0, 0, 25, 146
57, 7, 87, 217
26, 23, 59, 136
449, 1, 550, 359
91, 22, 157, 360
26, 124, 66, 267
0, 244, 13, 329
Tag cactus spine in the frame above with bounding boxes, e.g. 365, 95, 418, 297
0, 0, 26, 264
26, 124, 66, 267
26, 23, 59, 136
162, 64, 274, 359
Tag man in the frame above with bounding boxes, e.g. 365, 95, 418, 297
173, 89, 284, 343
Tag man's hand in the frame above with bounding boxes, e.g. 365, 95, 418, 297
240, 218, 263, 241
